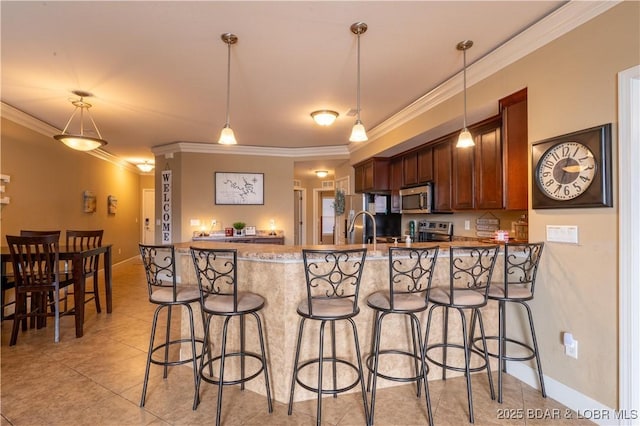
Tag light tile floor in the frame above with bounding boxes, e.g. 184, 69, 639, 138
1, 257, 594, 425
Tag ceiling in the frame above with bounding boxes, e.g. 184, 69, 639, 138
1, 1, 567, 178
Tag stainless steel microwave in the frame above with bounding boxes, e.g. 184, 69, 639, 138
399, 184, 432, 214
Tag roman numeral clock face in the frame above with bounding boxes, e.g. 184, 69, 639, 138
536, 142, 596, 200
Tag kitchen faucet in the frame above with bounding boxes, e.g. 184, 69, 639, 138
348, 210, 376, 250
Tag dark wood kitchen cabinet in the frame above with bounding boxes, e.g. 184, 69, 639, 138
402, 152, 418, 187
390, 157, 402, 192
401, 146, 433, 187
432, 138, 453, 212
417, 147, 433, 183
500, 88, 528, 210
452, 116, 502, 210
354, 158, 389, 193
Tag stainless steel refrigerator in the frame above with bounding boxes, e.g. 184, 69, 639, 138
335, 194, 401, 245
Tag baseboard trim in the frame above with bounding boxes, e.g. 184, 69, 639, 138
507, 363, 632, 426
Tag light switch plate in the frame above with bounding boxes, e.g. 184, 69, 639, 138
546, 225, 579, 244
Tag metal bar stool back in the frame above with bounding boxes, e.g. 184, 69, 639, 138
288, 248, 369, 426
425, 245, 500, 423
366, 246, 439, 425
472, 242, 546, 403
138, 244, 203, 408
190, 247, 272, 426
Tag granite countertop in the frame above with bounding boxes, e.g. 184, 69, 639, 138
175, 240, 497, 261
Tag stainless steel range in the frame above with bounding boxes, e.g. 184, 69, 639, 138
418, 220, 453, 242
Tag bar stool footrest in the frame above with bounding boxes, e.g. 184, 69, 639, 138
472, 335, 537, 362
200, 351, 266, 386
150, 337, 205, 367
366, 349, 426, 383
426, 343, 489, 374
295, 357, 361, 396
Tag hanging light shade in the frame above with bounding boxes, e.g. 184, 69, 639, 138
310, 110, 339, 126
456, 40, 475, 148
53, 90, 107, 151
137, 161, 154, 173
218, 33, 238, 145
349, 22, 368, 143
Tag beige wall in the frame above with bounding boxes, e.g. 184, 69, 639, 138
159, 152, 295, 244
0, 118, 145, 263
350, 2, 639, 409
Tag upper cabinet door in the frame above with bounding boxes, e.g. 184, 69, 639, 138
500, 88, 528, 210
402, 152, 418, 187
432, 139, 453, 212
417, 147, 433, 183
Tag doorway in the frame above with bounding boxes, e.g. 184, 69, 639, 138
293, 189, 305, 245
142, 189, 155, 244
318, 190, 335, 244
618, 64, 640, 417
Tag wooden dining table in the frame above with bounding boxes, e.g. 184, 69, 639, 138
0, 244, 113, 338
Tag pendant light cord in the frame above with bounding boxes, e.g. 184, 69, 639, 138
356, 32, 361, 121
462, 48, 467, 129
225, 41, 231, 127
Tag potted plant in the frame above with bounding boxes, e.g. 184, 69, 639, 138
232, 221, 246, 236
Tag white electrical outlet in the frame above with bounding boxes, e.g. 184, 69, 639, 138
565, 340, 578, 359
464, 220, 471, 230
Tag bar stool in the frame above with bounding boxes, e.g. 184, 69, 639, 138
288, 248, 369, 426
139, 244, 203, 408
471, 242, 546, 403
366, 246, 439, 426
190, 247, 272, 426
424, 245, 499, 423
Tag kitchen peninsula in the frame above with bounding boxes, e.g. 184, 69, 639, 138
174, 240, 505, 404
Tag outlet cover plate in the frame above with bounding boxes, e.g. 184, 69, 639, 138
546, 225, 579, 244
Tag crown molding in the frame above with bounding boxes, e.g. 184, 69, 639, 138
350, 0, 621, 153
3, 1, 620, 163
152, 141, 350, 159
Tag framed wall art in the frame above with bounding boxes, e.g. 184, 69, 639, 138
83, 190, 96, 213
215, 172, 264, 205
108, 195, 118, 214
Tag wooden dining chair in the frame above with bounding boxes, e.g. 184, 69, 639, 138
65, 230, 104, 313
6, 234, 68, 344
18, 230, 73, 324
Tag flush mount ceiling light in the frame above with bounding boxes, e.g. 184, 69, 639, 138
53, 90, 108, 151
218, 33, 238, 145
315, 170, 329, 178
310, 110, 339, 126
456, 40, 475, 148
137, 161, 154, 173
349, 22, 368, 143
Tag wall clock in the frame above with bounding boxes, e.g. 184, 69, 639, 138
531, 123, 612, 209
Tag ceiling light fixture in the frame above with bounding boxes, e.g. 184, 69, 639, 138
349, 22, 368, 143
315, 170, 329, 178
137, 161, 154, 173
218, 33, 238, 145
311, 110, 339, 126
53, 90, 108, 151
456, 40, 475, 148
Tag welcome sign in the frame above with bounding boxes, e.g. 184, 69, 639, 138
161, 170, 172, 244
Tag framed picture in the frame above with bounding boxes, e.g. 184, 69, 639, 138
83, 190, 96, 213
215, 172, 264, 205
531, 123, 612, 209
107, 195, 118, 214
